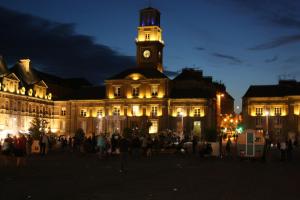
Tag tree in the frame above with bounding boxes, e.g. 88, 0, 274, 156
28, 116, 48, 140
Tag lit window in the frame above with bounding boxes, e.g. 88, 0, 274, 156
132, 87, 139, 97
80, 109, 87, 117
61, 107, 66, 116
177, 108, 183, 116
114, 87, 121, 97
151, 85, 158, 97
274, 107, 282, 116
149, 120, 158, 134
145, 33, 150, 40
113, 107, 120, 116
194, 108, 201, 117
255, 108, 263, 116
132, 105, 140, 116
97, 109, 103, 117
151, 106, 158, 116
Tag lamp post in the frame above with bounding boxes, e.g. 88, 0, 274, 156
265, 110, 269, 139
217, 93, 224, 158
263, 110, 270, 161
179, 111, 184, 140
98, 114, 102, 134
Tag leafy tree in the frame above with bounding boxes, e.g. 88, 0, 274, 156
28, 116, 48, 140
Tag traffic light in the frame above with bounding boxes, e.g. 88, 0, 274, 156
236, 124, 244, 133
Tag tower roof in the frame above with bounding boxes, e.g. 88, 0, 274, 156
139, 7, 161, 27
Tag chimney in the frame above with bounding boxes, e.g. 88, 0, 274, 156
19, 59, 30, 72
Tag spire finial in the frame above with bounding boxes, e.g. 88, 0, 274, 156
148, 0, 151, 7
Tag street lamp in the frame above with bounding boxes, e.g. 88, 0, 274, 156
217, 93, 224, 157
179, 111, 184, 139
265, 110, 269, 139
98, 114, 102, 134
263, 110, 270, 161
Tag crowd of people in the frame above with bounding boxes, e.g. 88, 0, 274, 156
0, 131, 299, 170
0, 133, 31, 167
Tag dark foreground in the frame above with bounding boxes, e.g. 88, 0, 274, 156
1, 149, 300, 200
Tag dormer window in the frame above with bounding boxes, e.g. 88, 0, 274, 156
151, 85, 158, 97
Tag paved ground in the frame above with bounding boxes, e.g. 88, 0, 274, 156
1, 148, 300, 200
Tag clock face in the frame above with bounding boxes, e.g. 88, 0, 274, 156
143, 50, 151, 58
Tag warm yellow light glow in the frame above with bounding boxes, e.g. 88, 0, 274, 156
28, 89, 33, 96
149, 120, 158, 134
20, 87, 25, 95
136, 26, 164, 43
294, 105, 300, 115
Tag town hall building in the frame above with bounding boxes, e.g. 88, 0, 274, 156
0, 7, 234, 140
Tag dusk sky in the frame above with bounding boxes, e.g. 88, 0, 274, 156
1, 0, 300, 110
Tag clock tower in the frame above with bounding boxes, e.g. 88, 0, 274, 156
136, 7, 164, 73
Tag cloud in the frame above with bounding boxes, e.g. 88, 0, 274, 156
194, 47, 205, 51
212, 53, 242, 64
249, 34, 300, 50
0, 6, 135, 84
271, 15, 300, 29
265, 56, 278, 63
215, 0, 300, 29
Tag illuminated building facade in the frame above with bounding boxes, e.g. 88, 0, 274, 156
242, 80, 300, 142
0, 7, 234, 140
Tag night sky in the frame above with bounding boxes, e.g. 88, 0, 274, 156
1, 0, 300, 111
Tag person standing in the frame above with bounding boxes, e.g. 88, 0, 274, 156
14, 134, 27, 167
119, 136, 130, 173
40, 133, 48, 156
1, 134, 13, 166
280, 140, 287, 161
146, 136, 153, 159
97, 134, 106, 159
225, 138, 232, 158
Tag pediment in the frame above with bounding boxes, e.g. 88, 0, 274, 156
34, 80, 48, 88
4, 73, 20, 82
126, 73, 146, 81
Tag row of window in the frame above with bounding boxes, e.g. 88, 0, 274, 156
255, 107, 282, 116
255, 117, 282, 126
1, 101, 53, 115
79, 107, 203, 117
79, 109, 103, 117
114, 85, 158, 97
